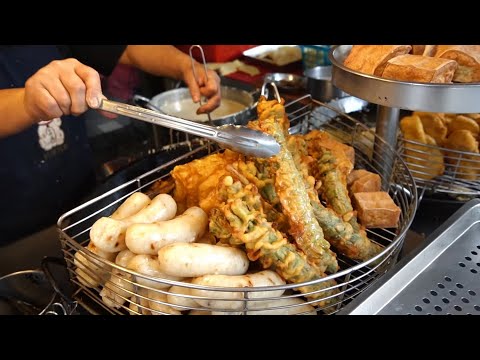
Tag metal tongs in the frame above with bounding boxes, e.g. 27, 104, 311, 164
98, 99, 281, 158
189, 45, 214, 126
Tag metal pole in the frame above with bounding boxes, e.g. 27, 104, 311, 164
374, 105, 400, 190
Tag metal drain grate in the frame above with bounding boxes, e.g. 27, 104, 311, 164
403, 243, 480, 315
337, 199, 480, 315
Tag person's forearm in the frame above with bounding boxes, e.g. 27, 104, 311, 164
0, 89, 36, 138
118, 45, 191, 80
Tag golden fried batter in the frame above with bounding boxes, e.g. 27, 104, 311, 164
444, 130, 480, 180
447, 115, 480, 137
253, 96, 339, 274
400, 115, 445, 180
413, 112, 448, 146
209, 176, 338, 309
171, 150, 242, 214
304, 130, 355, 171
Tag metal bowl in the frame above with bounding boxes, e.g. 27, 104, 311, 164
148, 86, 256, 126
304, 66, 347, 102
263, 73, 306, 93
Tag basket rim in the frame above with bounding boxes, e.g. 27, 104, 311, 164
401, 137, 480, 158
57, 95, 418, 293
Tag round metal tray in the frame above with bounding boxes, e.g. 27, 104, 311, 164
329, 45, 480, 113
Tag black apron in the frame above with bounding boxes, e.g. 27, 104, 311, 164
0, 45, 95, 244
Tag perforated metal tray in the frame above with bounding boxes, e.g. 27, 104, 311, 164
338, 199, 480, 315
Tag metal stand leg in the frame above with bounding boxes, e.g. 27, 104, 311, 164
152, 124, 161, 150
373, 105, 400, 190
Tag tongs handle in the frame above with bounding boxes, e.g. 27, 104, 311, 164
189, 45, 213, 125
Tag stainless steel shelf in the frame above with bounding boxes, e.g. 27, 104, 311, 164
329, 45, 480, 113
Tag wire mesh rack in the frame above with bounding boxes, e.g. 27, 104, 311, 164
397, 137, 480, 199
57, 94, 418, 315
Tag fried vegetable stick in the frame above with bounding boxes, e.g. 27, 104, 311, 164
250, 97, 339, 274
289, 135, 382, 261
209, 176, 339, 308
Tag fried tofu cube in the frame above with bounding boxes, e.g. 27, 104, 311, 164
353, 192, 401, 228
348, 170, 382, 193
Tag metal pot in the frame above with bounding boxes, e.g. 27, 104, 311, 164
304, 65, 347, 102
135, 86, 257, 126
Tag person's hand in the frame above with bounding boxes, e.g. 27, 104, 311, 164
23, 58, 105, 123
181, 62, 221, 115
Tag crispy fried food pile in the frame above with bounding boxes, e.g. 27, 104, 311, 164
156, 96, 394, 310
248, 97, 339, 274
171, 150, 242, 214
400, 112, 480, 181
296, 131, 383, 260
209, 176, 338, 308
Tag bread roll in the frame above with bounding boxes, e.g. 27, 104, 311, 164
343, 45, 412, 76
435, 45, 480, 82
382, 55, 457, 83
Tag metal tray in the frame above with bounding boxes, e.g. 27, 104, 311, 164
243, 45, 302, 66
338, 198, 480, 315
329, 45, 480, 113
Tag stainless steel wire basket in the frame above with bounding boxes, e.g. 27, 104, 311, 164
398, 137, 480, 199
57, 94, 418, 315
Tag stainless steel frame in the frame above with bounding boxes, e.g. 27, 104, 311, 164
329, 45, 480, 198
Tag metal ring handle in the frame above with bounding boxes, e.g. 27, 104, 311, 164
132, 94, 164, 113
132, 94, 152, 107
189, 45, 213, 125
260, 82, 282, 102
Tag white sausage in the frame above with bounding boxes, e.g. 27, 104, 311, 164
188, 310, 212, 315
166, 284, 198, 309
87, 241, 118, 261
147, 290, 182, 315
100, 269, 135, 309
126, 193, 177, 224
125, 207, 208, 255
115, 249, 137, 268
190, 270, 286, 310
128, 288, 151, 315
127, 255, 183, 290
100, 250, 137, 309
157, 243, 249, 277
89, 217, 128, 253
90, 194, 177, 252
111, 192, 151, 220
74, 243, 116, 288
246, 297, 317, 315
210, 298, 316, 315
